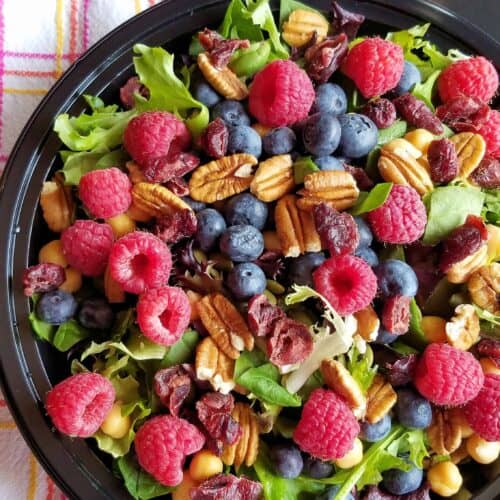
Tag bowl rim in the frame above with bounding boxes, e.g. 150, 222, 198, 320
0, 1, 498, 499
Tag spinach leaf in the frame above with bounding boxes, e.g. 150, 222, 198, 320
293, 156, 319, 184
408, 298, 427, 348
377, 120, 408, 146
350, 183, 392, 216
28, 295, 55, 342
52, 319, 90, 352
161, 329, 200, 367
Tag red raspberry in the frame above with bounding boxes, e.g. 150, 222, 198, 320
464, 374, 500, 442
134, 415, 205, 486
248, 60, 314, 127
367, 185, 426, 244
45, 373, 115, 437
109, 231, 172, 294
61, 220, 114, 277
137, 286, 191, 346
414, 343, 484, 406
313, 255, 377, 316
293, 388, 359, 460
79, 167, 132, 219
341, 38, 404, 98
469, 108, 500, 158
123, 111, 191, 165
438, 56, 498, 104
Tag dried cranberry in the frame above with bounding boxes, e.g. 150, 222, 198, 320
331, 0, 365, 39
290, 32, 318, 61
191, 473, 262, 500
198, 28, 250, 69
344, 164, 375, 191
427, 138, 459, 183
470, 156, 500, 188
247, 294, 286, 337
436, 95, 489, 131
393, 93, 443, 135
313, 203, 359, 256
164, 177, 190, 197
23, 263, 65, 297
142, 151, 200, 183
382, 295, 411, 334
363, 482, 430, 500
440, 215, 487, 272
385, 354, 418, 387
119, 76, 149, 109
200, 118, 229, 159
153, 209, 197, 244
153, 366, 193, 416
361, 98, 396, 129
253, 251, 285, 280
304, 33, 348, 83
267, 317, 313, 366
477, 339, 500, 366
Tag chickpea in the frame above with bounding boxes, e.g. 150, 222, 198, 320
59, 267, 82, 293
106, 213, 136, 238
38, 240, 68, 268
100, 402, 131, 439
172, 471, 198, 500
404, 128, 434, 153
466, 434, 500, 464
189, 450, 223, 482
263, 231, 282, 253
421, 316, 447, 343
335, 438, 363, 469
427, 461, 463, 497
479, 357, 500, 375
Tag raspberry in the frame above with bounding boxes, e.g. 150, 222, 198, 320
367, 185, 426, 244
61, 220, 114, 277
313, 255, 377, 316
464, 374, 500, 442
134, 415, 205, 486
248, 60, 315, 127
45, 373, 115, 437
341, 38, 404, 98
413, 343, 484, 406
438, 56, 498, 104
109, 231, 172, 294
469, 108, 500, 158
293, 388, 359, 460
79, 167, 132, 219
123, 111, 191, 165
23, 263, 65, 296
137, 286, 191, 345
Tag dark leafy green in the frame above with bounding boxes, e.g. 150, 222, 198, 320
377, 121, 408, 146
350, 183, 392, 216
161, 329, 199, 367
293, 156, 319, 184
28, 295, 55, 342
482, 189, 500, 225
52, 319, 90, 352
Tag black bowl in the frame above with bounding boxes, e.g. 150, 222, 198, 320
0, 1, 498, 498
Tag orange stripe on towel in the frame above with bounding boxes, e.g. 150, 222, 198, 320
27, 454, 37, 500
55, 0, 64, 77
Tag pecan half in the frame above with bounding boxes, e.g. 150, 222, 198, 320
40, 177, 75, 232
449, 132, 486, 178
468, 263, 500, 314
250, 154, 295, 202
445, 304, 480, 351
365, 374, 397, 424
427, 408, 462, 455
189, 154, 258, 203
282, 9, 329, 47
131, 182, 192, 217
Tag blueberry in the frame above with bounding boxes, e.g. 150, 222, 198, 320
262, 127, 296, 155
227, 262, 267, 300
311, 83, 348, 116
36, 290, 77, 325
220, 225, 264, 262
338, 113, 378, 158
319, 485, 354, 500
224, 193, 268, 230
182, 196, 206, 212
227, 125, 262, 157
394, 61, 421, 96
212, 100, 250, 127
383, 460, 423, 495
302, 112, 342, 157
395, 388, 432, 429
192, 80, 221, 108
78, 298, 114, 329
314, 156, 344, 171
354, 216, 373, 248
373, 328, 399, 344
355, 246, 379, 267
288, 252, 326, 287
270, 443, 304, 479
361, 414, 392, 442
374, 259, 419, 297
302, 456, 334, 479
195, 208, 227, 252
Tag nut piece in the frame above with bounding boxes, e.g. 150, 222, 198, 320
197, 53, 248, 101
446, 244, 488, 284
450, 132, 486, 178
131, 182, 192, 217
468, 263, 500, 314
275, 194, 321, 257
450, 442, 469, 465
196, 293, 254, 359
427, 407, 462, 455
297, 171, 359, 211
126, 161, 147, 184
222, 402, 259, 468
445, 304, 480, 351
365, 374, 397, 424
378, 138, 434, 195
321, 359, 366, 415
250, 155, 295, 202
40, 178, 75, 232
189, 154, 258, 203
195, 336, 236, 394
282, 9, 329, 47
353, 305, 380, 342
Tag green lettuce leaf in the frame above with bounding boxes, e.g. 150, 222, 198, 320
52, 319, 90, 352
411, 70, 440, 110
377, 120, 408, 146
408, 298, 427, 347
161, 329, 199, 367
482, 188, 500, 225
28, 295, 55, 342
293, 156, 319, 184
346, 345, 377, 393
132, 44, 209, 137
387, 428, 428, 468
350, 183, 392, 216
111, 308, 136, 341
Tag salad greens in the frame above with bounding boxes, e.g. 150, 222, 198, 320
52, 319, 90, 352
350, 182, 393, 216
293, 156, 320, 184
345, 345, 377, 393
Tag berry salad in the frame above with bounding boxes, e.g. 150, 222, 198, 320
23, 1, 499, 499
